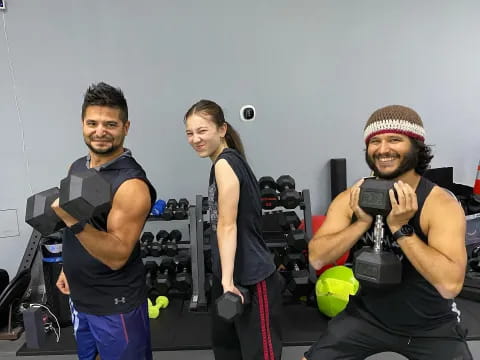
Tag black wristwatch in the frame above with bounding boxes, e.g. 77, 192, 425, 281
69, 220, 87, 235
392, 224, 414, 242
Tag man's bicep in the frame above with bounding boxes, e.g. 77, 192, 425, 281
315, 190, 353, 237
107, 179, 152, 247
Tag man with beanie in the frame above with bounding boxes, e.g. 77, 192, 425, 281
303, 105, 472, 359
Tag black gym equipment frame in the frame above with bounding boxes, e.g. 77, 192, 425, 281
0, 229, 43, 339
189, 195, 208, 311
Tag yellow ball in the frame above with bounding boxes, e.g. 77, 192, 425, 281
315, 266, 359, 317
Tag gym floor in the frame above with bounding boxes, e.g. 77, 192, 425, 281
1, 335, 479, 359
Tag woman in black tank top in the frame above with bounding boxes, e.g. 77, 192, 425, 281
184, 100, 282, 360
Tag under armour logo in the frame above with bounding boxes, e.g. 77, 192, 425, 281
114, 297, 126, 305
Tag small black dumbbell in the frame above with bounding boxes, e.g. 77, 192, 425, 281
259, 176, 279, 210
285, 250, 308, 273
216, 286, 251, 322
284, 251, 310, 297
276, 175, 301, 209
278, 211, 306, 251
162, 199, 178, 220
174, 198, 189, 220
155, 258, 174, 296
150, 239, 162, 257
145, 261, 158, 290
156, 230, 170, 255
165, 230, 181, 257
174, 255, 192, 294
140, 232, 155, 258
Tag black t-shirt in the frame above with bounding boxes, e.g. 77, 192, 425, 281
62, 150, 156, 315
349, 177, 459, 335
208, 148, 275, 286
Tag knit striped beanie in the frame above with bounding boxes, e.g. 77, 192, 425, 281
364, 105, 425, 144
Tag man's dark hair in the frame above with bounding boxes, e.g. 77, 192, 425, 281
412, 139, 434, 175
81, 82, 128, 123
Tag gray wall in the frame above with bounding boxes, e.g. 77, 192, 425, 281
1, 0, 479, 277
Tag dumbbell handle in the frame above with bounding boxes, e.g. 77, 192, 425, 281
229, 286, 250, 304
373, 215, 384, 252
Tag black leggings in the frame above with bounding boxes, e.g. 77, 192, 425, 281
211, 272, 283, 360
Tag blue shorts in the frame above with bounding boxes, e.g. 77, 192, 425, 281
70, 300, 152, 360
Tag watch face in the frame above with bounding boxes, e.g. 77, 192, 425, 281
401, 224, 414, 236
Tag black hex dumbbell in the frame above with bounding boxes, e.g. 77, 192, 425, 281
286, 253, 309, 286
155, 230, 170, 255
174, 198, 189, 220
25, 188, 65, 236
165, 230, 181, 257
174, 255, 192, 294
354, 178, 402, 287
155, 258, 175, 296
279, 211, 306, 252
140, 232, 155, 258
284, 250, 310, 297
162, 199, 178, 220
258, 176, 279, 210
25, 169, 112, 236
276, 175, 301, 209
145, 261, 158, 292
150, 239, 162, 257
216, 286, 251, 322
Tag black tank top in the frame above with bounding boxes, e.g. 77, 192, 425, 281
208, 148, 275, 285
349, 177, 459, 334
62, 150, 156, 315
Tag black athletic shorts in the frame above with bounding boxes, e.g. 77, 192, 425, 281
304, 305, 473, 360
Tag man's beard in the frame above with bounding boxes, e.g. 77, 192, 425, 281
366, 146, 418, 180
85, 137, 121, 155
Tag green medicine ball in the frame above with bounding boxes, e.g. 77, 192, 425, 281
315, 265, 359, 317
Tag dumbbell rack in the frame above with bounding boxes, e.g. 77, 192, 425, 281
145, 195, 208, 312
262, 189, 313, 247
262, 188, 317, 284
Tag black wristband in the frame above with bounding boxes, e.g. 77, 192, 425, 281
69, 220, 87, 235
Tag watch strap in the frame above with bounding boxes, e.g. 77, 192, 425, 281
69, 220, 87, 235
